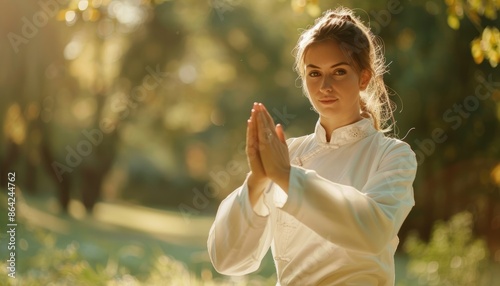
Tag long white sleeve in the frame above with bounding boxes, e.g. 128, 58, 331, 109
280, 142, 416, 254
207, 177, 273, 275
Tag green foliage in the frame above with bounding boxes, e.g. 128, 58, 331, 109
444, 0, 500, 67
403, 211, 491, 285
471, 26, 500, 67
1, 231, 110, 286
0, 230, 275, 286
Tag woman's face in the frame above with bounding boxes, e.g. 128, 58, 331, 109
303, 39, 369, 125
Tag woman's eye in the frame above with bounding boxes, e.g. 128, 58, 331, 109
334, 69, 346, 75
308, 71, 320, 77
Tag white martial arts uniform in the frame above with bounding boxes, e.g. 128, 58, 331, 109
208, 118, 417, 285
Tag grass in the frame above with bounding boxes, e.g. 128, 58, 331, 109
0, 190, 276, 285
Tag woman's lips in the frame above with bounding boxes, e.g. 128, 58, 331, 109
318, 98, 338, 105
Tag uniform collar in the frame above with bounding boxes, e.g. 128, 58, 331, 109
314, 117, 376, 148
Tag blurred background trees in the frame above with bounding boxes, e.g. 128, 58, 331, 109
1, 0, 499, 283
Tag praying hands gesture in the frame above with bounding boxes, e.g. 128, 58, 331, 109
246, 103, 291, 206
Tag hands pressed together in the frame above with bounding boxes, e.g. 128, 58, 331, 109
246, 102, 291, 206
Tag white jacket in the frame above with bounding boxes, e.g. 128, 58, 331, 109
207, 118, 417, 285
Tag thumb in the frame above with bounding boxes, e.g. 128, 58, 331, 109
275, 124, 286, 144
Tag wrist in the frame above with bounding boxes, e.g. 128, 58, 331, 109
271, 166, 291, 194
247, 173, 270, 207
248, 172, 270, 188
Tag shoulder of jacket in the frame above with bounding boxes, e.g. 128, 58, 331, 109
375, 134, 417, 168
379, 135, 414, 153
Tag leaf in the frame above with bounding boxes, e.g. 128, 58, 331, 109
447, 14, 460, 30
481, 26, 500, 67
488, 56, 498, 67
470, 38, 484, 64
484, 4, 498, 20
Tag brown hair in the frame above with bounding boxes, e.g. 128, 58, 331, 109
294, 7, 394, 132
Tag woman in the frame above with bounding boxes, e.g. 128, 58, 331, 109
207, 7, 417, 285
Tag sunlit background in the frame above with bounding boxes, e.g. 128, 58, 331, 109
1, 0, 499, 285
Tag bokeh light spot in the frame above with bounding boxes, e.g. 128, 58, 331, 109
179, 64, 197, 84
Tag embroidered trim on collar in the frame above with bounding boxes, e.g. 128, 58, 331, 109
314, 118, 376, 148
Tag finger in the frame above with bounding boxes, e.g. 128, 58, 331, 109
247, 106, 257, 149
246, 119, 254, 154
256, 104, 275, 142
246, 118, 252, 146
250, 106, 257, 128
250, 108, 259, 146
248, 118, 259, 155
247, 127, 262, 170
275, 124, 286, 144
256, 109, 265, 141
259, 103, 276, 129
257, 108, 272, 145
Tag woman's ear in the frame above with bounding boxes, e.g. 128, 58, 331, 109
359, 70, 371, 91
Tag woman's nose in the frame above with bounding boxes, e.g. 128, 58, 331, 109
319, 76, 333, 93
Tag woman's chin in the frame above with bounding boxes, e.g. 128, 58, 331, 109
315, 106, 341, 117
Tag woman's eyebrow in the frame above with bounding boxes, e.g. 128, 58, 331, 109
306, 62, 350, 69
